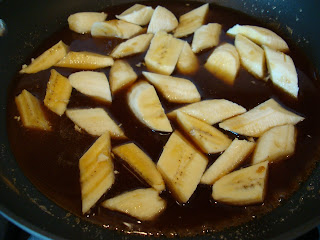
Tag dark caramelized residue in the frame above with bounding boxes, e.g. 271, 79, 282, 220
6, 1, 320, 237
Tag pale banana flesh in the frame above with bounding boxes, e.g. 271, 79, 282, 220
201, 139, 255, 185
176, 111, 232, 154
66, 108, 125, 138
44, 69, 72, 116
167, 99, 246, 125
147, 6, 178, 34
112, 143, 165, 192
68, 12, 107, 34
177, 41, 199, 75
116, 4, 154, 26
192, 23, 221, 53
110, 33, 153, 59
157, 131, 208, 203
227, 24, 289, 52
205, 43, 240, 85
252, 124, 297, 164
235, 34, 265, 79
54, 51, 114, 70
173, 3, 209, 38
144, 31, 184, 75
142, 71, 201, 103
91, 20, 143, 39
264, 46, 299, 98
80, 132, 114, 213
109, 60, 137, 94
69, 71, 112, 103
15, 90, 51, 131
212, 161, 269, 205
219, 98, 304, 137
127, 81, 172, 132
102, 188, 166, 221
20, 41, 68, 74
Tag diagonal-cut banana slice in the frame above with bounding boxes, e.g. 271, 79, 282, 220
212, 161, 269, 205
66, 108, 125, 138
20, 41, 68, 74
176, 111, 232, 154
157, 131, 208, 203
173, 3, 209, 38
264, 45, 299, 98
252, 124, 297, 164
116, 4, 154, 26
44, 69, 72, 116
54, 51, 114, 70
91, 20, 143, 39
144, 31, 184, 75
101, 188, 166, 221
69, 71, 112, 103
167, 99, 246, 125
142, 71, 200, 103
80, 131, 114, 213
112, 143, 165, 192
201, 139, 255, 184
15, 90, 51, 131
110, 33, 153, 59
68, 12, 107, 34
235, 34, 265, 79
177, 41, 199, 75
227, 24, 289, 52
128, 81, 172, 132
219, 98, 304, 137
192, 23, 221, 53
147, 6, 178, 34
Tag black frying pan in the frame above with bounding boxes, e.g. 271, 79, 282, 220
0, 0, 320, 239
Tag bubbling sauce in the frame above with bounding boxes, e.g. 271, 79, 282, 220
6, 1, 320, 237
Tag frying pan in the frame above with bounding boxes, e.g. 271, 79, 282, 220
1, 0, 320, 239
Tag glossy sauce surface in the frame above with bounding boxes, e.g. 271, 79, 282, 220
6, 1, 320, 236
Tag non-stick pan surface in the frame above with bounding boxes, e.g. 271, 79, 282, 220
0, 0, 320, 239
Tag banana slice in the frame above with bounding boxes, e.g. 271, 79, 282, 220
109, 60, 137, 94
192, 23, 221, 53
69, 71, 112, 103
176, 111, 232, 154
142, 71, 200, 103
116, 4, 154, 26
227, 24, 289, 52
20, 41, 68, 74
102, 188, 166, 221
15, 90, 51, 131
177, 41, 199, 75
219, 98, 304, 137
144, 31, 184, 75
80, 132, 114, 213
55, 51, 114, 70
212, 161, 269, 205
205, 43, 240, 85
264, 46, 298, 98
173, 3, 209, 38
201, 139, 255, 184
68, 12, 107, 34
44, 69, 72, 116
167, 99, 246, 125
157, 131, 208, 203
252, 125, 297, 165
147, 6, 178, 34
66, 108, 125, 138
112, 143, 165, 192
128, 81, 172, 132
235, 34, 265, 79
110, 33, 153, 59
91, 20, 143, 39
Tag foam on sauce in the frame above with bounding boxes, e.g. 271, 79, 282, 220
6, 1, 320, 236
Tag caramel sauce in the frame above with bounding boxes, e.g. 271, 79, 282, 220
6, 1, 320, 236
